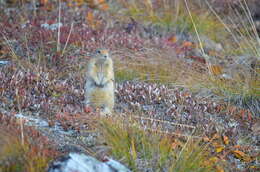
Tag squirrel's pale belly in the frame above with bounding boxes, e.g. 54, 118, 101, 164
85, 80, 114, 109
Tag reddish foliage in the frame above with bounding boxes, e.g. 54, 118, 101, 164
0, 113, 59, 158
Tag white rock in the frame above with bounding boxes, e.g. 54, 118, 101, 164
48, 153, 131, 172
41, 22, 63, 31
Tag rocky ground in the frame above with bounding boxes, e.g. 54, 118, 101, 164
0, 1, 259, 171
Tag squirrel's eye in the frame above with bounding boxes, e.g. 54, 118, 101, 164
97, 50, 101, 54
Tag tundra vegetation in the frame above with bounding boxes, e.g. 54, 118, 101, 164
0, 0, 259, 172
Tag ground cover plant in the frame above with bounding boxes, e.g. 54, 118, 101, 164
0, 0, 259, 171
96, 115, 217, 172
0, 113, 59, 172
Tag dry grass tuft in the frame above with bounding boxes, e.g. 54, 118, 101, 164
0, 114, 59, 172
94, 114, 219, 172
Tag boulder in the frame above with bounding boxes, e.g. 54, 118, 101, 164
47, 153, 131, 172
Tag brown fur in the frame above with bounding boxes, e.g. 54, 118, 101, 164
84, 49, 114, 115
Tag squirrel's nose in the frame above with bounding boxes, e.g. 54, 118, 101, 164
104, 55, 108, 58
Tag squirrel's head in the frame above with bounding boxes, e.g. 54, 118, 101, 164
95, 48, 109, 60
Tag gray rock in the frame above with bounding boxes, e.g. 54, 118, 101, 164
41, 22, 63, 31
193, 35, 223, 54
47, 153, 131, 172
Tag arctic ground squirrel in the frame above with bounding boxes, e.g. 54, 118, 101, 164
84, 48, 115, 115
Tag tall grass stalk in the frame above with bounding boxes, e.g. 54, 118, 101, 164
57, 0, 61, 52
61, 22, 74, 56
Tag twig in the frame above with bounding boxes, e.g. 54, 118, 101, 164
57, 0, 61, 52
61, 22, 74, 56
20, 118, 24, 146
